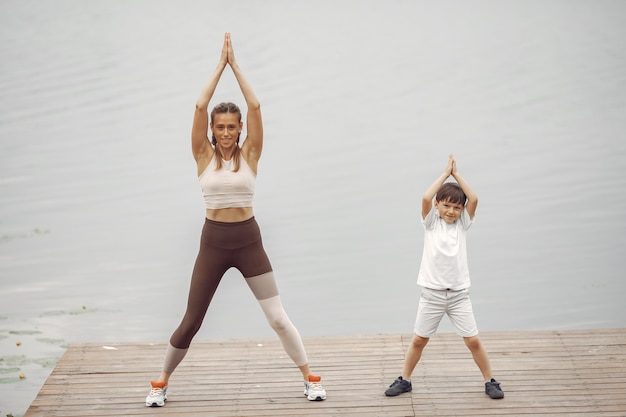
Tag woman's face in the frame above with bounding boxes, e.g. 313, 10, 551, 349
211, 112, 242, 150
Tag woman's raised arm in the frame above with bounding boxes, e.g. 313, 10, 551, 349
226, 33, 263, 171
191, 35, 229, 170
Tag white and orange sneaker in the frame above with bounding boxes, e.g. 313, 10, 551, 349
304, 375, 326, 401
145, 381, 167, 407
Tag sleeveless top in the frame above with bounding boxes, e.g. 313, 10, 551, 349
198, 155, 256, 209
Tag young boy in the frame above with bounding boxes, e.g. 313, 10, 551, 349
384, 154, 504, 400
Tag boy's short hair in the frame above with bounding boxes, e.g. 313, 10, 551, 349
436, 182, 466, 205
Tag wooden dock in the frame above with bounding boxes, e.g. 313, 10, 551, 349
25, 328, 626, 417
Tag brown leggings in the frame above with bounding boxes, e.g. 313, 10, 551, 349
169, 217, 278, 349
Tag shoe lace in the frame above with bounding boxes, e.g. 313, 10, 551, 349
488, 381, 501, 390
308, 381, 323, 391
149, 387, 164, 397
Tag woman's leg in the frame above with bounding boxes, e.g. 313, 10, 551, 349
157, 344, 188, 385
247, 272, 310, 378
259, 295, 308, 368
158, 221, 231, 384
226, 218, 325, 400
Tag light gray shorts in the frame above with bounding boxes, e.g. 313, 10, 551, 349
413, 287, 479, 338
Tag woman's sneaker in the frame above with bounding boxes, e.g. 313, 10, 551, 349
145, 381, 167, 407
304, 375, 326, 401
485, 378, 504, 399
385, 376, 412, 396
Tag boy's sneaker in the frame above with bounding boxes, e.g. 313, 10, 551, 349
385, 376, 412, 396
145, 381, 167, 407
304, 375, 326, 401
485, 378, 504, 399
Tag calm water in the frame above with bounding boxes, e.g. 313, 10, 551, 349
1, 0, 625, 414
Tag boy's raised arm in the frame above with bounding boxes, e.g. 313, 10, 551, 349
451, 158, 478, 220
422, 155, 454, 219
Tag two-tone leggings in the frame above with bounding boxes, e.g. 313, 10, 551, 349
163, 217, 308, 374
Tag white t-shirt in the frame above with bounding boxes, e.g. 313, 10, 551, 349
416, 206, 473, 291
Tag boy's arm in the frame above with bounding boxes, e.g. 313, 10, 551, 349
451, 159, 478, 220
422, 155, 454, 219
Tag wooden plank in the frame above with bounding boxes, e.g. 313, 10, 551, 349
24, 328, 626, 417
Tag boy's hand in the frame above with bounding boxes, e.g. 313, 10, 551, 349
445, 153, 455, 176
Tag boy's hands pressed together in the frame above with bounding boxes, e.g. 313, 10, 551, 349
445, 153, 455, 177
424, 153, 455, 219
449, 155, 478, 220
450, 154, 458, 177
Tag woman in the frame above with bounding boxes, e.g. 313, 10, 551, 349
145, 33, 326, 407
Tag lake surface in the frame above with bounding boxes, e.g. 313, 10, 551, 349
1, 0, 625, 414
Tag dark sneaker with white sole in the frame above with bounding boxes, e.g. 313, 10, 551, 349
485, 378, 504, 399
385, 376, 412, 396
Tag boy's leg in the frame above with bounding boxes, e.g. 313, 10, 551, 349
385, 335, 429, 397
402, 335, 429, 379
463, 335, 492, 381
448, 290, 504, 399
386, 288, 444, 397
447, 289, 490, 378
464, 336, 504, 399
407, 288, 445, 378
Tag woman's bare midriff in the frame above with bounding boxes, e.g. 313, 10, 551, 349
205, 207, 254, 223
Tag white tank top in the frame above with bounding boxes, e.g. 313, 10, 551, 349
198, 155, 256, 209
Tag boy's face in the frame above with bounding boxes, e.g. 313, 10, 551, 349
435, 198, 464, 224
